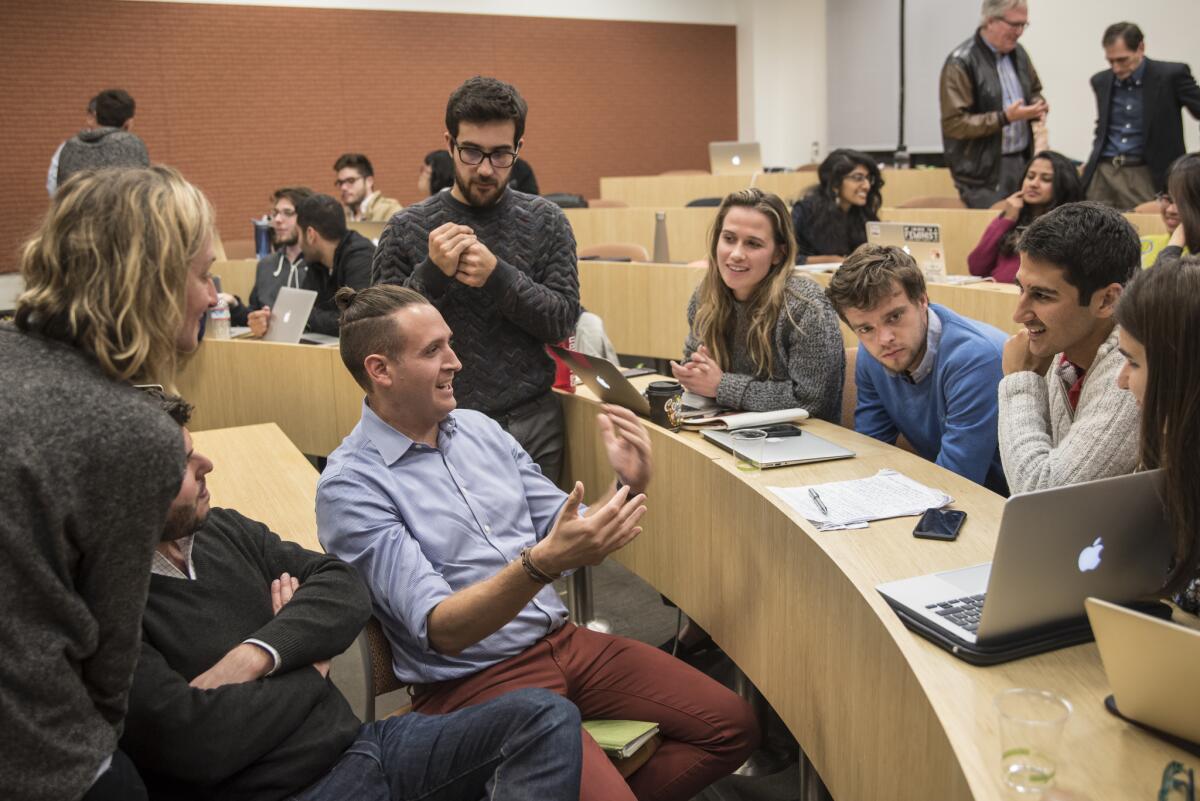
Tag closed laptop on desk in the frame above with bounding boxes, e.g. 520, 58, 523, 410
702, 426, 854, 469
877, 470, 1171, 664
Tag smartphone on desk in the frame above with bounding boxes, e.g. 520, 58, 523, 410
913, 508, 966, 541
757, 423, 804, 438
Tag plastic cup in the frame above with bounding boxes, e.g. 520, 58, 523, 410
731, 428, 767, 473
995, 688, 1072, 794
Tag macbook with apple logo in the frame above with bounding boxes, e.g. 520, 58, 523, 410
261, 287, 337, 345
876, 470, 1172, 664
546, 345, 650, 416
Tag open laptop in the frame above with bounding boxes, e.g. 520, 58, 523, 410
866, 222, 947, 280
262, 287, 338, 345
708, 142, 763, 176
546, 345, 650, 416
1086, 597, 1200, 748
877, 470, 1172, 662
702, 425, 855, 469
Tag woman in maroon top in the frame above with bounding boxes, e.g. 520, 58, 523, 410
968, 150, 1082, 283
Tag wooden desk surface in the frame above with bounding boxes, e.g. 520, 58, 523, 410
565, 206, 716, 264
561, 379, 1191, 801
189, 423, 320, 551
599, 168, 957, 209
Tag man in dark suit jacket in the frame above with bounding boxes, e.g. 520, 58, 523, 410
1083, 22, 1200, 209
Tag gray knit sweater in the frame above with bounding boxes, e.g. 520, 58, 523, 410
684, 275, 846, 422
371, 188, 580, 415
56, 127, 150, 186
0, 324, 185, 801
998, 326, 1140, 493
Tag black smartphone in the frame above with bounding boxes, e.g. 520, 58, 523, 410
913, 508, 967, 541
757, 423, 804, 438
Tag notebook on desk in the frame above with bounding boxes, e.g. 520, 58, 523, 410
877, 470, 1172, 664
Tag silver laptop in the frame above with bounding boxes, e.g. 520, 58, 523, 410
702, 426, 855, 469
877, 470, 1172, 645
1086, 597, 1200, 745
866, 222, 947, 280
547, 345, 650, 415
261, 287, 317, 344
708, 142, 762, 176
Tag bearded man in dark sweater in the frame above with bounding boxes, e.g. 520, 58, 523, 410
371, 76, 580, 482
120, 394, 582, 801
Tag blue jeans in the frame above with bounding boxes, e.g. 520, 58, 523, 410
291, 688, 581, 801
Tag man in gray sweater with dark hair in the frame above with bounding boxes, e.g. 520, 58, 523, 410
371, 76, 580, 482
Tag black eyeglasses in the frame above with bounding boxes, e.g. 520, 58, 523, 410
452, 140, 518, 169
1157, 192, 1175, 206
1161, 761, 1196, 801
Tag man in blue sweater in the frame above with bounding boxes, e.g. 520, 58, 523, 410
826, 245, 1009, 493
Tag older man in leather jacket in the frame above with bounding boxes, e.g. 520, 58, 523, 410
939, 0, 1049, 208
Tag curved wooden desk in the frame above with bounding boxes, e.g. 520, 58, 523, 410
561, 380, 1188, 800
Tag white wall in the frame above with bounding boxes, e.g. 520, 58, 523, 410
1020, 0, 1200, 164
737, 0, 827, 167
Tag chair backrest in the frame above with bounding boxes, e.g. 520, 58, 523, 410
1133, 200, 1161, 214
578, 242, 650, 261
660, 169, 709, 176
586, 198, 628, 208
896, 195, 966, 209
358, 616, 404, 721
841, 346, 858, 429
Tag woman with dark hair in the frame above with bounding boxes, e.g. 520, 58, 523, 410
1114, 256, 1200, 614
967, 150, 1082, 283
417, 150, 454, 196
1151, 152, 1200, 268
791, 149, 883, 265
673, 188, 844, 420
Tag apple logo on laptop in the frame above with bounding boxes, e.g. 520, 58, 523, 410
596, 376, 610, 390
1077, 537, 1104, 572
732, 155, 742, 166
282, 311, 292, 323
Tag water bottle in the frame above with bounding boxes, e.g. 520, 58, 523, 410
652, 211, 670, 263
252, 216, 272, 259
208, 300, 231, 340
894, 147, 912, 170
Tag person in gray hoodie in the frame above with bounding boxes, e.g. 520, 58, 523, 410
56, 89, 149, 187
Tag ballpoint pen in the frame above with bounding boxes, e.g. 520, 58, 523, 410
808, 488, 829, 516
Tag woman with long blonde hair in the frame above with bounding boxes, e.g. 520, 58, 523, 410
672, 188, 845, 421
1, 165, 217, 800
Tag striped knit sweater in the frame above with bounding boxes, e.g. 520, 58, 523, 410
371, 189, 580, 415
998, 326, 1140, 493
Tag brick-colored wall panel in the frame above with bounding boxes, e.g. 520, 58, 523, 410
0, 1, 736, 271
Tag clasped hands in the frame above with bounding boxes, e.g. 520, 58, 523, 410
531, 405, 652, 576
669, 344, 724, 398
428, 222, 498, 288
188, 572, 329, 690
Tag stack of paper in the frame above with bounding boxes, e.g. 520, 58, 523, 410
681, 407, 809, 430
770, 469, 952, 531
582, 719, 660, 759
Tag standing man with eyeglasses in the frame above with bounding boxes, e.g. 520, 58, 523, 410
333, 153, 404, 222
939, 0, 1048, 209
1081, 22, 1200, 210
371, 76, 579, 482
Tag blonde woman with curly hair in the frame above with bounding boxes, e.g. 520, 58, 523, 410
672, 188, 845, 421
1, 165, 217, 801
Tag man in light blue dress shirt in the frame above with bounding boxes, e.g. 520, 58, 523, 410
317, 285, 758, 801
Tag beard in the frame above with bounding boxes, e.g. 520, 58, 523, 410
454, 169, 504, 208
162, 497, 206, 541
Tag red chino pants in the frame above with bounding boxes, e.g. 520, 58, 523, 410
412, 623, 759, 801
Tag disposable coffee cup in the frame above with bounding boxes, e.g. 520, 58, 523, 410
644, 380, 682, 430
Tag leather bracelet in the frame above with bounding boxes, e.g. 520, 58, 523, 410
520, 546, 557, 585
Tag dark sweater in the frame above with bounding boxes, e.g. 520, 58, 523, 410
57, 126, 150, 185
371, 188, 580, 414
790, 191, 876, 264
304, 230, 374, 335
0, 323, 185, 801
121, 508, 371, 801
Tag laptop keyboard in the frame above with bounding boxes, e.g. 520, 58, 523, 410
926, 594, 986, 633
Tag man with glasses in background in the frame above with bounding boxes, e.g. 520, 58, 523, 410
939, 0, 1048, 208
222, 187, 313, 326
1081, 22, 1200, 210
371, 76, 579, 481
333, 153, 403, 222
